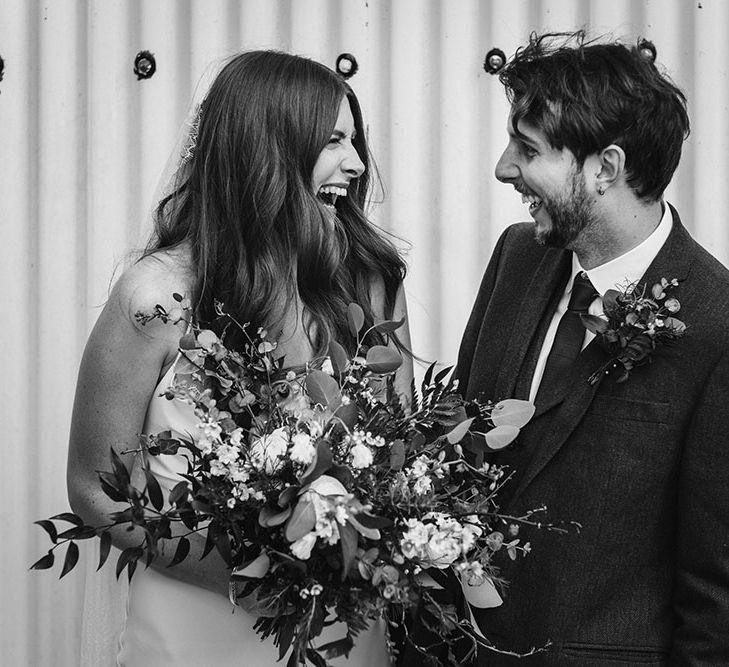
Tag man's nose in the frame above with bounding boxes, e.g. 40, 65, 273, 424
495, 145, 518, 183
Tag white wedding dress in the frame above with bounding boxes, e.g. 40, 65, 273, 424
81, 356, 390, 666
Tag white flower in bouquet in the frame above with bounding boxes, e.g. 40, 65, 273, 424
215, 443, 240, 466
412, 475, 433, 496
196, 418, 223, 455
290, 531, 317, 560
249, 427, 289, 473
409, 455, 430, 479
350, 442, 373, 469
289, 432, 316, 465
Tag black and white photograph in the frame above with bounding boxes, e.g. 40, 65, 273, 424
3, 1, 728, 665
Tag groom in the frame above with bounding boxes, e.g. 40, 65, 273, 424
454, 33, 729, 665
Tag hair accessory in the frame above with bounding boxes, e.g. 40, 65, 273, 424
335, 53, 359, 79
134, 50, 157, 80
229, 578, 240, 607
483, 48, 506, 75
181, 103, 202, 165
637, 38, 657, 64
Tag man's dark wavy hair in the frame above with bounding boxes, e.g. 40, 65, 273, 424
499, 31, 690, 202
147, 51, 406, 355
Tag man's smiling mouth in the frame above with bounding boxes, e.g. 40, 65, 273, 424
516, 188, 543, 214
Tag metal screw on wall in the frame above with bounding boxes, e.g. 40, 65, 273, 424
638, 38, 657, 64
134, 50, 156, 80
483, 48, 506, 75
335, 53, 359, 79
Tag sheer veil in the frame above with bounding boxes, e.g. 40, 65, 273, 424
78, 60, 224, 667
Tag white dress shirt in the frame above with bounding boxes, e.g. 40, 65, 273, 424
528, 202, 674, 402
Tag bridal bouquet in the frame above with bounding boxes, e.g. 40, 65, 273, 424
33, 296, 547, 666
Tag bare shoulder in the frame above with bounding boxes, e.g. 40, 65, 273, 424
112, 248, 194, 320
91, 247, 195, 366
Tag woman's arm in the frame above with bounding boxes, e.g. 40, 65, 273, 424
66, 256, 231, 597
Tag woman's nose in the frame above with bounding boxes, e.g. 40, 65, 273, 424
343, 144, 365, 178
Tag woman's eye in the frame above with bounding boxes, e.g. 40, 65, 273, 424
328, 136, 341, 145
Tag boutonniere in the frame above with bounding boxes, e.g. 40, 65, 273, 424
581, 277, 687, 384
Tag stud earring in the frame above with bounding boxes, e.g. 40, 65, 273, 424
597, 186, 605, 196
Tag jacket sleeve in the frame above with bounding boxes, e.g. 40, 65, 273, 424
670, 346, 729, 665
455, 225, 512, 394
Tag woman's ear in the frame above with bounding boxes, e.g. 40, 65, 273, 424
592, 144, 625, 196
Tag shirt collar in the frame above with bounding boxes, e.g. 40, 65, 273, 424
571, 201, 673, 296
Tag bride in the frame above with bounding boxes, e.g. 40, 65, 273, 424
67, 50, 412, 666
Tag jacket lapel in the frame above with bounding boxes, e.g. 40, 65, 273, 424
506, 209, 692, 507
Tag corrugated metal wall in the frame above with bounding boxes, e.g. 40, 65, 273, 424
2, 1, 727, 663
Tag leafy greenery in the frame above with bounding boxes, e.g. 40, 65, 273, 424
32, 295, 560, 665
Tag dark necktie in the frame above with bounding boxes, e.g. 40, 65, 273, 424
535, 272, 598, 405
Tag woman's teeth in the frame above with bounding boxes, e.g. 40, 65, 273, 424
318, 185, 347, 209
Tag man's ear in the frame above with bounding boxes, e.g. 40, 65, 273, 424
594, 144, 625, 195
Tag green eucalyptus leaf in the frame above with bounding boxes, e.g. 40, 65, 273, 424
279, 618, 297, 663
98, 472, 127, 502
209, 522, 232, 567
305, 648, 329, 667
434, 365, 453, 385
168, 480, 190, 507
365, 345, 402, 374
278, 486, 298, 508
233, 552, 271, 579
305, 370, 342, 410
602, 289, 622, 315
446, 418, 474, 444
423, 361, 436, 388
167, 537, 190, 567
109, 448, 130, 488
347, 303, 365, 336
348, 515, 380, 541
284, 498, 317, 542
491, 399, 535, 429
332, 401, 358, 430
339, 521, 359, 580
318, 635, 354, 660
580, 313, 610, 335
372, 317, 405, 335
29, 551, 55, 571
60, 542, 80, 579
97, 531, 112, 571
48, 512, 84, 526
299, 438, 334, 487
144, 468, 164, 512
116, 546, 142, 580
259, 505, 292, 527
328, 340, 350, 375
389, 439, 406, 470
664, 316, 686, 333
57, 525, 96, 541
34, 520, 58, 543
484, 424, 521, 450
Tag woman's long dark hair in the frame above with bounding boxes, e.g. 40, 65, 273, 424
147, 51, 406, 355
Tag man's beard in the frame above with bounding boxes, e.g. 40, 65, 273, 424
535, 170, 596, 248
